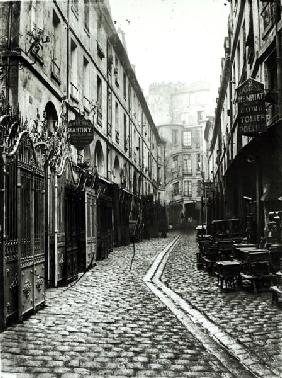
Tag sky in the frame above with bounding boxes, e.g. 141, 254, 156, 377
109, 0, 230, 107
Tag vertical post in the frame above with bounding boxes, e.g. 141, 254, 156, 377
46, 165, 51, 285
256, 158, 263, 243
0, 152, 7, 330
31, 175, 35, 310
54, 173, 58, 287
201, 195, 204, 230
84, 190, 88, 269
16, 166, 22, 320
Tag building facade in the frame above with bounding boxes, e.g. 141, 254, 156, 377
0, 0, 163, 329
206, 0, 282, 240
148, 82, 210, 228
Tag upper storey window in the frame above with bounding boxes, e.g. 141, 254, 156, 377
183, 131, 191, 147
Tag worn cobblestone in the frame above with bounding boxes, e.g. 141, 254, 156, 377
163, 231, 282, 375
0, 234, 250, 377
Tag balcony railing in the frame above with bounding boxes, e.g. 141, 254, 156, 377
183, 169, 192, 175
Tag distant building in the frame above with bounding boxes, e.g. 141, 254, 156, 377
148, 82, 211, 228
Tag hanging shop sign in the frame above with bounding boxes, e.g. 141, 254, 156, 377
68, 114, 94, 150
236, 78, 266, 136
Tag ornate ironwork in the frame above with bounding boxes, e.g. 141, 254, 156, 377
9, 278, 18, 291
35, 277, 44, 292
22, 280, 32, 298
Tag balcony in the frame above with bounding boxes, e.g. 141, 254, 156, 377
70, 82, 79, 102
51, 58, 61, 84
183, 169, 192, 176
97, 107, 102, 126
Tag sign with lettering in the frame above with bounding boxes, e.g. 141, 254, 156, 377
237, 78, 266, 136
68, 114, 94, 150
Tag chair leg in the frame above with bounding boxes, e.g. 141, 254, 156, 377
253, 281, 257, 294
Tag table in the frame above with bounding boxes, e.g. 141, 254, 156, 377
215, 260, 241, 289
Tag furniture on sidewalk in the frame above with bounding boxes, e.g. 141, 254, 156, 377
216, 239, 234, 261
239, 250, 273, 293
270, 271, 282, 305
215, 260, 241, 289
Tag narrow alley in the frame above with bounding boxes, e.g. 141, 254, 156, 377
1, 232, 281, 377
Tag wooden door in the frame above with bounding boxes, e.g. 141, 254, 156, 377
64, 186, 80, 283
84, 188, 97, 269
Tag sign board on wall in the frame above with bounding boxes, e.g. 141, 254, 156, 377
236, 78, 266, 136
68, 114, 94, 150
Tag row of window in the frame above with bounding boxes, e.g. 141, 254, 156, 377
172, 180, 202, 197
172, 154, 202, 173
172, 130, 201, 148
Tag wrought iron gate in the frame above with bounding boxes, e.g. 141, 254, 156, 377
3, 134, 45, 325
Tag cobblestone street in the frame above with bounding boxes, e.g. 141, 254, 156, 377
163, 231, 282, 377
0, 232, 281, 377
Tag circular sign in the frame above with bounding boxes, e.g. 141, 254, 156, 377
68, 114, 94, 150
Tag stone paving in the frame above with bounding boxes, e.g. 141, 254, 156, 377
1, 235, 235, 378
163, 231, 282, 377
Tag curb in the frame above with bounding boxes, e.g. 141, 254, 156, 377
143, 234, 279, 378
